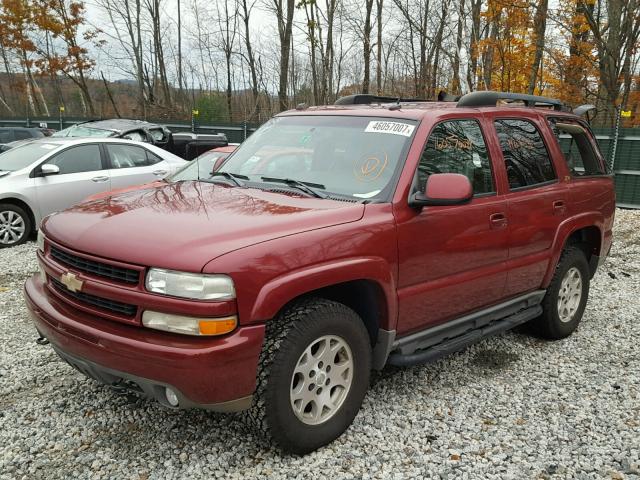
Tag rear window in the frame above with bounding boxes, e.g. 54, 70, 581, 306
494, 119, 556, 189
548, 119, 606, 176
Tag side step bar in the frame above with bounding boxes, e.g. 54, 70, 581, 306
388, 291, 545, 367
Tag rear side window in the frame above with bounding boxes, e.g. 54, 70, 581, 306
494, 119, 556, 189
418, 120, 494, 195
146, 150, 163, 165
14, 130, 33, 140
107, 144, 151, 169
0, 131, 12, 143
548, 119, 606, 176
45, 145, 103, 174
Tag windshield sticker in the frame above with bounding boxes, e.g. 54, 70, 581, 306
353, 151, 388, 182
353, 190, 381, 198
365, 121, 415, 137
40, 144, 57, 150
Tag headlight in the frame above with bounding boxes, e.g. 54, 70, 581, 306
37, 230, 46, 252
142, 311, 237, 336
145, 268, 235, 300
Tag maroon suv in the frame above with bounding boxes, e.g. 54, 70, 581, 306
24, 91, 615, 454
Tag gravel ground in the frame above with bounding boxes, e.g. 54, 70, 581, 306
1, 210, 639, 480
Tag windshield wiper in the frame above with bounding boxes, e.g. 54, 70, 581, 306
260, 176, 327, 199
206, 171, 249, 187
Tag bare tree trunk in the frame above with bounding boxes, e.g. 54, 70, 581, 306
467, 0, 482, 91
527, 0, 548, 95
376, 0, 383, 94
362, 0, 374, 93
451, 0, 464, 94
101, 71, 122, 117
274, 0, 295, 111
240, 0, 260, 116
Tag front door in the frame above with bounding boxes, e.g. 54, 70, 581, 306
395, 118, 509, 335
34, 143, 110, 218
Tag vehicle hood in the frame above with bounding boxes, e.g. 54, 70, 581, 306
42, 181, 365, 272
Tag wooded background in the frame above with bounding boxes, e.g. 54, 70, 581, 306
0, 0, 639, 127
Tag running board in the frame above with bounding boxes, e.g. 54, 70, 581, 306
388, 291, 545, 367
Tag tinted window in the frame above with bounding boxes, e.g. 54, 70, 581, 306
495, 119, 556, 189
45, 145, 102, 174
418, 120, 494, 194
0, 131, 12, 143
107, 144, 150, 169
146, 150, 163, 165
14, 130, 34, 140
549, 119, 605, 176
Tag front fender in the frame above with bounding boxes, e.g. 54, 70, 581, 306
249, 256, 397, 329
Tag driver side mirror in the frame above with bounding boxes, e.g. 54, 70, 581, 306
40, 164, 60, 176
410, 173, 473, 208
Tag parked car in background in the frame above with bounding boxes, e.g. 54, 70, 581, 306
84, 145, 238, 202
0, 127, 45, 152
53, 119, 229, 160
0, 138, 186, 247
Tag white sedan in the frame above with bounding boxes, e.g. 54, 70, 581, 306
0, 137, 187, 247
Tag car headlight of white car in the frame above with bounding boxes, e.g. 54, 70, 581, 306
145, 268, 236, 300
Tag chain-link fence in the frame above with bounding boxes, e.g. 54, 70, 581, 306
1, 117, 639, 208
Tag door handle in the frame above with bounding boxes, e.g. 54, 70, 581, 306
91, 176, 109, 183
152, 170, 168, 176
553, 200, 566, 215
489, 212, 508, 229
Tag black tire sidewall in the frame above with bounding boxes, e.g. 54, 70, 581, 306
0, 204, 31, 248
265, 303, 371, 454
542, 247, 590, 338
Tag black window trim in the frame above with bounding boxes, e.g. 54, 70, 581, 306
493, 116, 558, 191
31, 142, 108, 177
546, 116, 610, 179
412, 117, 498, 199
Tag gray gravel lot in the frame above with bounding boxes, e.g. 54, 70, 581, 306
1, 210, 639, 479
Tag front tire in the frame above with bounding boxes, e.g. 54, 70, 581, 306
0, 204, 31, 248
534, 246, 590, 339
247, 298, 372, 454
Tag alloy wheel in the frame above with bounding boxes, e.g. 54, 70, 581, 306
557, 266, 583, 323
0, 210, 26, 246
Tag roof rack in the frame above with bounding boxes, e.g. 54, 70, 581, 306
456, 91, 566, 111
334, 94, 427, 105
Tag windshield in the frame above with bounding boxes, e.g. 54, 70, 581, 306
52, 124, 115, 138
218, 115, 416, 200
0, 142, 59, 171
169, 151, 231, 182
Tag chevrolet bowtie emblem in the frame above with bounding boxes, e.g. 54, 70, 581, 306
60, 272, 83, 293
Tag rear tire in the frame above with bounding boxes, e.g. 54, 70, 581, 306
0, 203, 31, 248
246, 298, 372, 454
534, 246, 590, 339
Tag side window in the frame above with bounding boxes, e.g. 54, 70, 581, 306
548, 119, 606, 176
148, 128, 167, 142
106, 144, 150, 169
45, 145, 103, 174
418, 120, 494, 195
494, 119, 556, 189
122, 130, 146, 142
14, 130, 32, 140
145, 149, 163, 165
0, 131, 12, 143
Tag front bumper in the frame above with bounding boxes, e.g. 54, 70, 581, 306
24, 274, 265, 411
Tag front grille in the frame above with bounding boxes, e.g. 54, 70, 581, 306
50, 245, 140, 284
51, 278, 137, 317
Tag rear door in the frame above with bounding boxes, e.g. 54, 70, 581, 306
488, 114, 569, 297
34, 143, 110, 218
105, 143, 169, 189
395, 116, 509, 335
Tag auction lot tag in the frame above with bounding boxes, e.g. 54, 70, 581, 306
365, 121, 415, 137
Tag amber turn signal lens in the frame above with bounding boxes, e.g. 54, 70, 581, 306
199, 316, 237, 335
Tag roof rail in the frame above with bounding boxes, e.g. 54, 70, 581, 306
456, 91, 566, 111
334, 94, 427, 105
